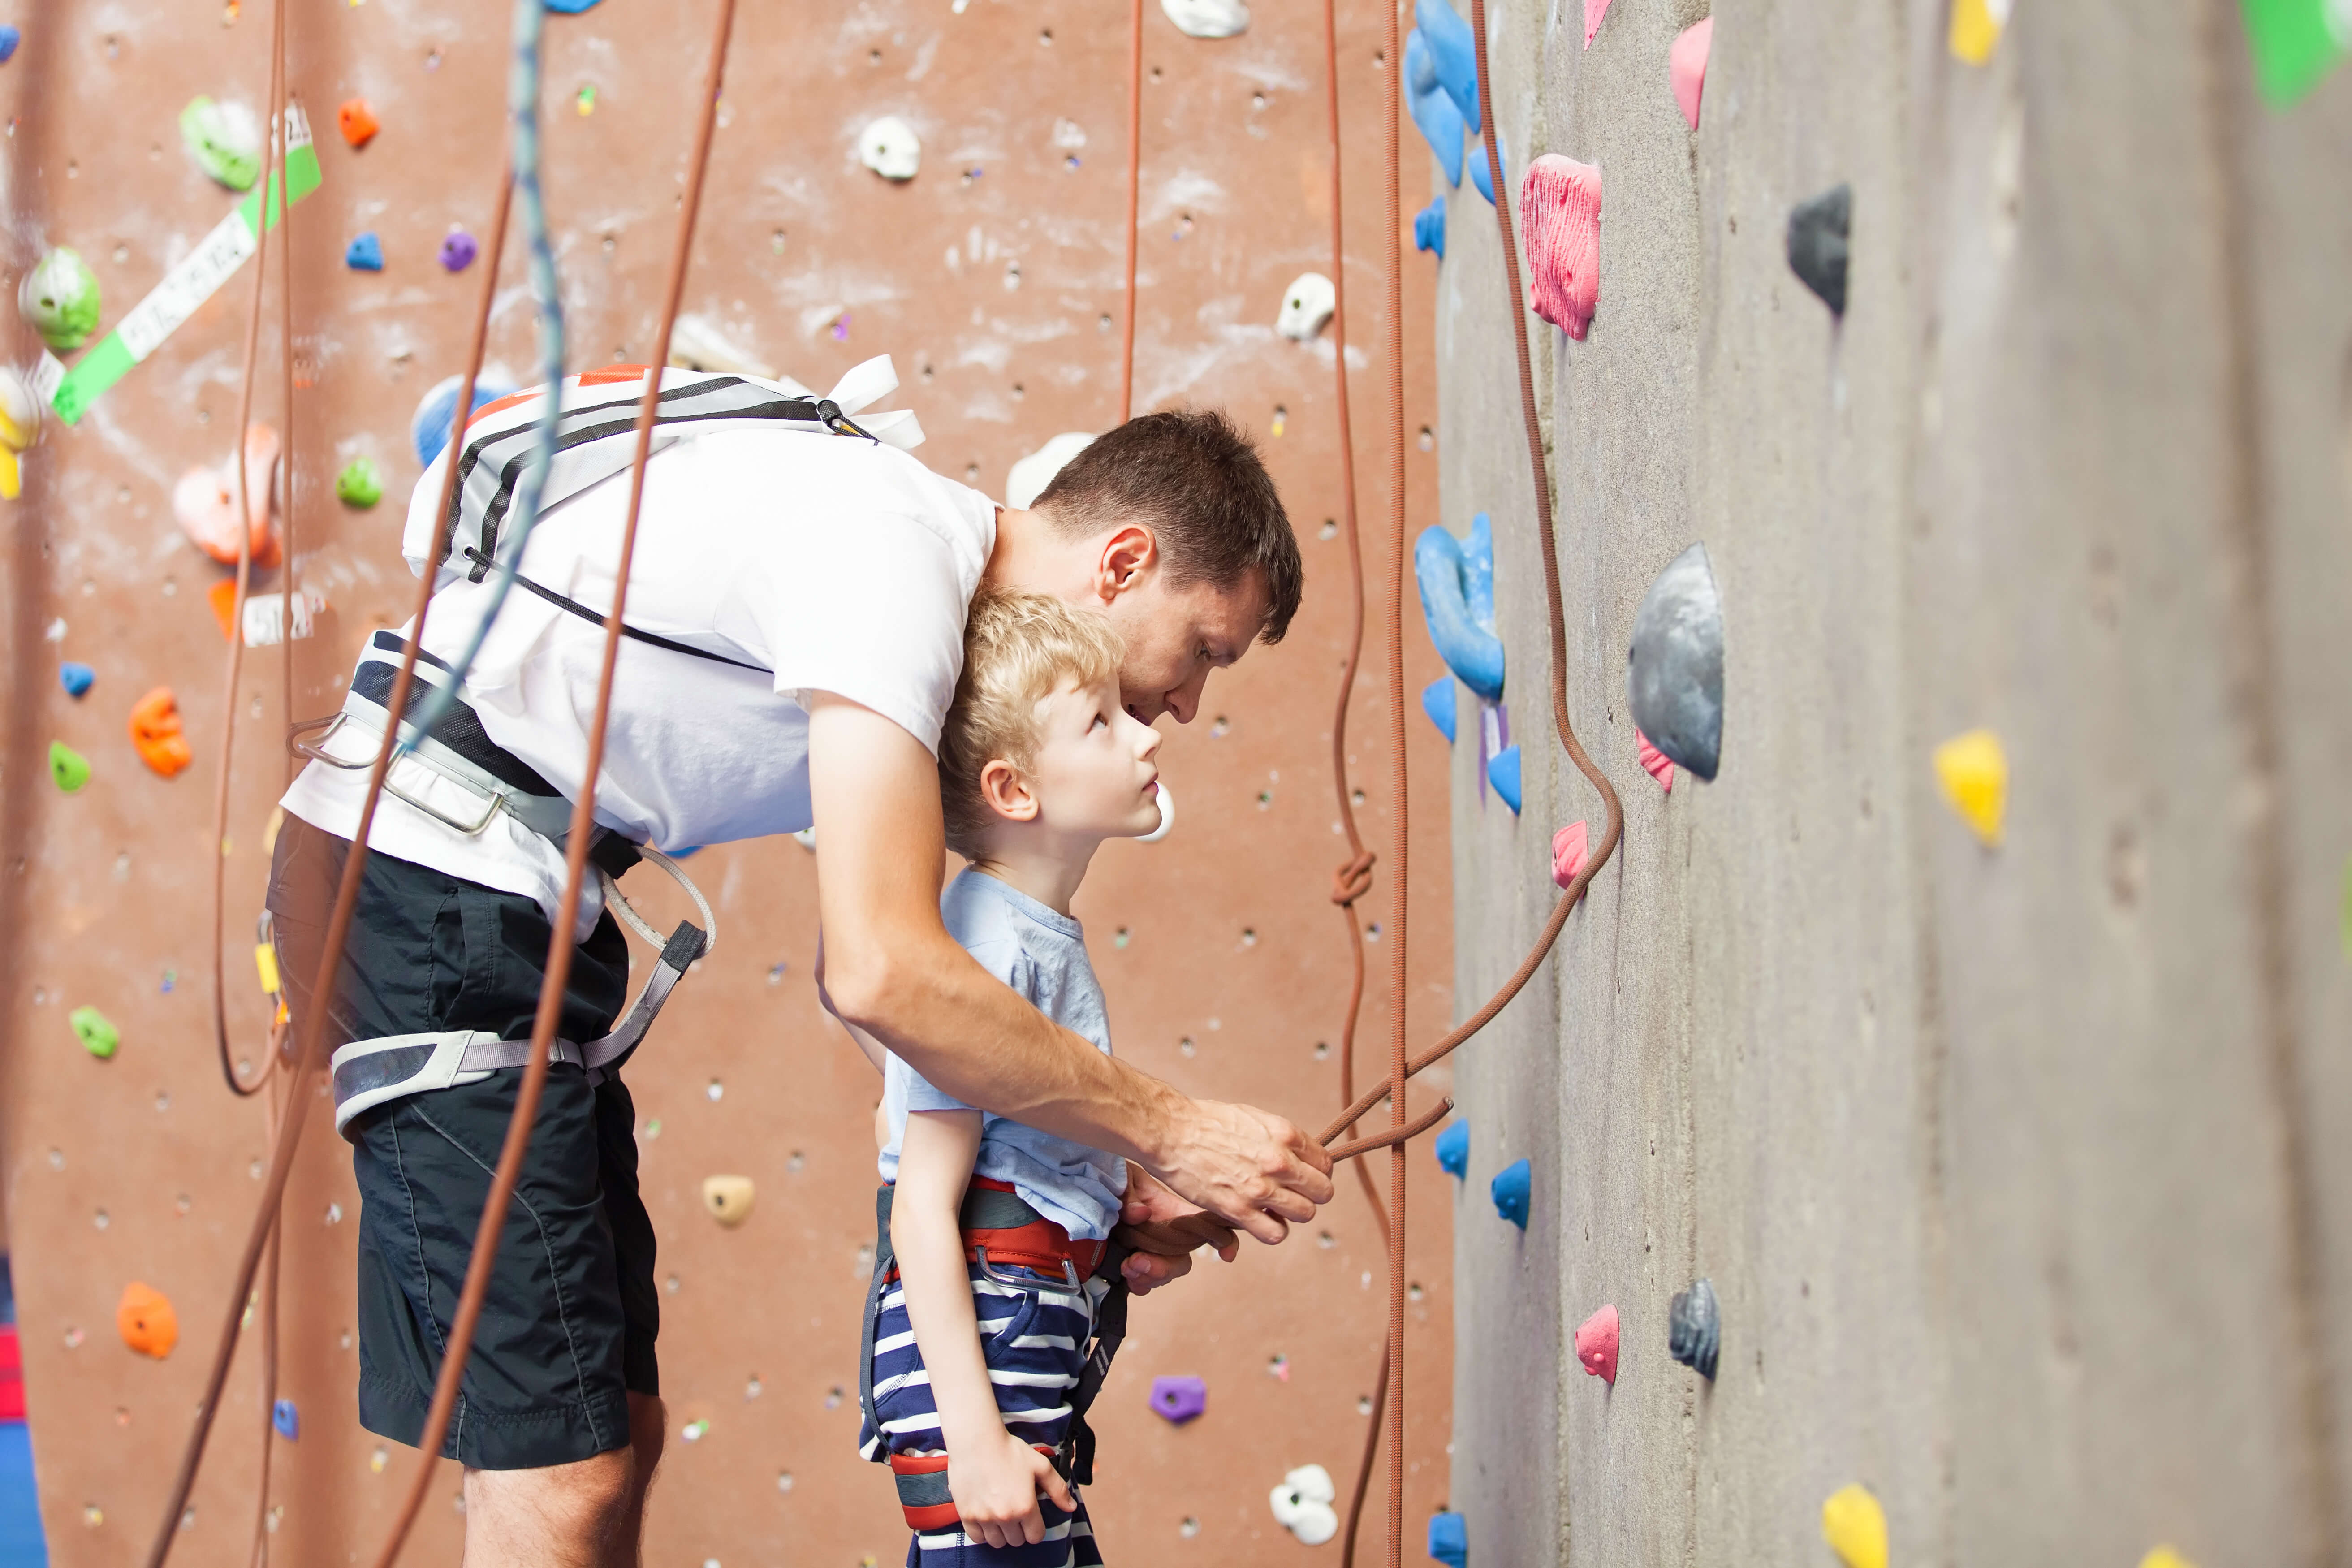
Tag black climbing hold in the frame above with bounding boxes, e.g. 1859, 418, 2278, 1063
1787, 184, 1851, 316
1668, 1277, 1719, 1380
1626, 543, 1723, 782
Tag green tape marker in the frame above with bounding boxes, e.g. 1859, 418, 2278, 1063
50, 106, 324, 425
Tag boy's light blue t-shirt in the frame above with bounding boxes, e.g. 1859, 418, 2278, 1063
879, 867, 1129, 1242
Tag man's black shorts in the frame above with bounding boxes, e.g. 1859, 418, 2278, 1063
268, 815, 659, 1471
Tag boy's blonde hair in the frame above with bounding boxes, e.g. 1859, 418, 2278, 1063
939, 587, 1126, 856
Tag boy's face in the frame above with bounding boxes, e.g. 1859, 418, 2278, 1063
1014, 674, 1167, 841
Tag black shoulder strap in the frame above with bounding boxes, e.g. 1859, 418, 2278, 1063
460, 547, 773, 675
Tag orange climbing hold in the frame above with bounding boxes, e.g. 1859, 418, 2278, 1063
117, 1281, 178, 1359
129, 687, 193, 778
172, 422, 280, 568
1635, 728, 1674, 792
1519, 156, 1602, 341
1574, 1304, 1618, 1383
337, 97, 379, 147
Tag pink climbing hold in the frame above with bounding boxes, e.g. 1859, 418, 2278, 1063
1575, 1304, 1619, 1384
1670, 17, 1713, 130
1551, 820, 1589, 888
1583, 0, 1611, 48
1635, 728, 1674, 792
1519, 156, 1602, 341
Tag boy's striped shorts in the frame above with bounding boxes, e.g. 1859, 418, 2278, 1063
859, 1258, 1110, 1566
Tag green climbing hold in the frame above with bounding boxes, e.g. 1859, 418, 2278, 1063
19, 249, 101, 354
69, 1006, 119, 1059
336, 456, 384, 508
2239, 0, 2349, 105
49, 739, 91, 792
179, 95, 263, 191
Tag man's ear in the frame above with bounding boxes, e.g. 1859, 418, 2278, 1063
1093, 525, 1158, 604
978, 758, 1041, 824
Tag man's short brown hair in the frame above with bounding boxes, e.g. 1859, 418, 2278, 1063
1031, 407, 1303, 643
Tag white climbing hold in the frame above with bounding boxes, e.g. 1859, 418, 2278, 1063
1138, 781, 1174, 844
668, 316, 781, 381
1006, 432, 1096, 508
1269, 1464, 1339, 1546
859, 116, 922, 181
1161, 0, 1250, 37
1275, 272, 1337, 341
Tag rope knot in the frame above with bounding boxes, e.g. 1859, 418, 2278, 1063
1329, 849, 1377, 907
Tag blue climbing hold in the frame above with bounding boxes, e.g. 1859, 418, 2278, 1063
1490, 1157, 1530, 1228
0, 26, 20, 64
1421, 678, 1457, 743
59, 662, 94, 698
544, 0, 607, 12
1414, 513, 1502, 701
345, 231, 384, 272
411, 371, 518, 468
1403, 31, 1466, 189
1486, 745, 1521, 813
272, 1399, 298, 1440
1413, 0, 1481, 132
1428, 1510, 1468, 1567
1434, 1119, 1469, 1179
1468, 133, 1501, 205
1414, 198, 1446, 260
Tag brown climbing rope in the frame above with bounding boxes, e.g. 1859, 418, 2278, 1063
1118, 0, 1144, 422
363, 4, 739, 1560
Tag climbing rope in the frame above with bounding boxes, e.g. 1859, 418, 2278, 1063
1118, 0, 1143, 421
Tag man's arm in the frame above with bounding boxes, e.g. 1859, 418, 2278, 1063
808, 693, 1334, 1243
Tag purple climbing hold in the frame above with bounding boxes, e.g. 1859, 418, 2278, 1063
1150, 1374, 1208, 1424
438, 229, 479, 272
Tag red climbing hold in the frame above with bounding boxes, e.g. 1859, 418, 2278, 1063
1551, 820, 1588, 888
1574, 1304, 1618, 1384
1635, 728, 1674, 792
337, 98, 379, 148
1670, 17, 1712, 130
1519, 156, 1601, 341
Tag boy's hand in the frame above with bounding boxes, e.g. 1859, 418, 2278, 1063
1115, 1166, 1239, 1294
947, 1430, 1076, 1548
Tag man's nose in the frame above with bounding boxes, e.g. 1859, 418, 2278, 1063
1164, 670, 1209, 725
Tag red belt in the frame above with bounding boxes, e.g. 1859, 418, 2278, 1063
884, 1178, 1106, 1284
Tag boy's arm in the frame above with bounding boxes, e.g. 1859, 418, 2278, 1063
892, 1110, 1076, 1549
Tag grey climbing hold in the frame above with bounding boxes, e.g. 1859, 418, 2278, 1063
1668, 1277, 1719, 1380
1787, 184, 1851, 316
1626, 543, 1722, 782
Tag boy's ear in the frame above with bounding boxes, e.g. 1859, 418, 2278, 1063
979, 758, 1040, 824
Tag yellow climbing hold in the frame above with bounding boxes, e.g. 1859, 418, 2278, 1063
1821, 1483, 1887, 1568
1948, 0, 2010, 64
701, 1174, 756, 1227
2138, 1550, 2197, 1568
1933, 727, 2007, 847
254, 942, 281, 997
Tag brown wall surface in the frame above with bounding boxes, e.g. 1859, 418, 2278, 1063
0, 0, 1459, 1561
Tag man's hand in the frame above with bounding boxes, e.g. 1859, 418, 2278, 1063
1112, 1166, 1239, 1295
1142, 1100, 1334, 1245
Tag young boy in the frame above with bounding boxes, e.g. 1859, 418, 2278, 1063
840, 588, 1167, 1564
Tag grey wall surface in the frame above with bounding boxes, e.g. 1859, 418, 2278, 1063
1431, 2, 2352, 1564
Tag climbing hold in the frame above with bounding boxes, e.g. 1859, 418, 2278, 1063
1582, 0, 1612, 47
544, 0, 607, 12
668, 315, 780, 379
336, 457, 384, 508
1413, 0, 1482, 131
1821, 1483, 1888, 1568
129, 687, 193, 778
1268, 1464, 1338, 1546
272, 1400, 298, 1440
2240, 0, 2349, 104
344, 231, 384, 272
1404, 31, 1467, 189
1161, 0, 1251, 38
438, 229, 479, 272
1414, 197, 1446, 259
1150, 1374, 1208, 1424
19, 248, 102, 353
1138, 780, 1175, 844
1006, 432, 1096, 508
1635, 729, 1674, 791
60, 663, 94, 698
174, 423, 281, 568
1626, 542, 1724, 781
1428, 1512, 1468, 1568
1276, 272, 1337, 341
1933, 727, 2007, 846
178, 96, 262, 190
0, 362, 40, 455
1490, 1158, 1530, 1228
1787, 184, 1852, 317
411, 371, 517, 467
1948, 0, 2010, 63
1433, 1119, 1469, 1179
858, 115, 922, 181
336, 97, 379, 147
1414, 514, 1502, 700
701, 1175, 756, 1227
1573, 1304, 1618, 1384
1550, 820, 1588, 888
0, 27, 18, 63
1421, 678, 1457, 743
1667, 1278, 1718, 1379
1519, 156, 1602, 341
69, 1006, 117, 1058
1487, 745, 1522, 814
1670, 17, 1713, 129
2138, 1549, 2198, 1568
1467, 133, 1500, 205
49, 741, 91, 793
117, 1282, 178, 1359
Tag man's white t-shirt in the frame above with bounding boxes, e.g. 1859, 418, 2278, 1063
280, 427, 997, 936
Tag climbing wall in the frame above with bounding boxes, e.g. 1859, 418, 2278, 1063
0, 0, 1462, 1561
1428, 1, 2352, 1564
